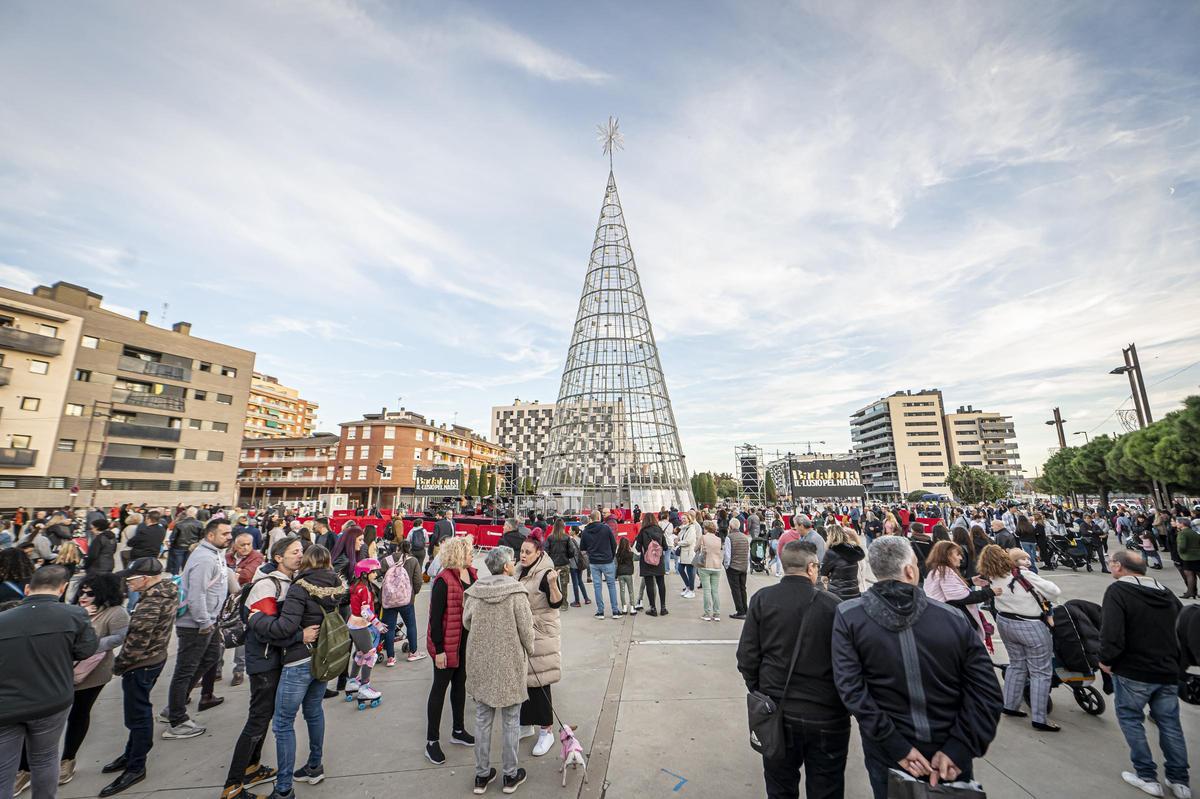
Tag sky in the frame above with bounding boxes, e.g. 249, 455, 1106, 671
1, 0, 1198, 477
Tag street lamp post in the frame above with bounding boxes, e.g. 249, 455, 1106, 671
1110, 342, 1166, 508
1045, 408, 1068, 449
1073, 431, 1090, 444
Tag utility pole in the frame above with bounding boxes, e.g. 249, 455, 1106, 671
1127, 343, 1154, 424
87, 401, 113, 508
1112, 342, 1166, 508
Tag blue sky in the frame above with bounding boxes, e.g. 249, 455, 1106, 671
1, 0, 1198, 476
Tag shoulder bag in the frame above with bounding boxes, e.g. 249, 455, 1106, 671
746, 588, 816, 760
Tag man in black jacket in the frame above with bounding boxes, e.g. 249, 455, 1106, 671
433, 509, 456, 552
168, 507, 203, 574
1100, 550, 1190, 798
580, 512, 620, 619
737, 541, 848, 798
832, 537, 1002, 799
128, 510, 167, 561
0, 565, 98, 799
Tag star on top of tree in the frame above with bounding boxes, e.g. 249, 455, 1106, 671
597, 116, 624, 167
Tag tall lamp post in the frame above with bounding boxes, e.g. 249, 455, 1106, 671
1073, 431, 1090, 444
1110, 343, 1166, 507
1045, 409, 1073, 505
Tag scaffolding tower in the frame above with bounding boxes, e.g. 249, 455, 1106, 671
735, 444, 766, 507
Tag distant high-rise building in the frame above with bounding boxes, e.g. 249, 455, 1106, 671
850, 389, 951, 498
491, 399, 555, 488
244, 372, 318, 439
0, 281, 254, 507
944, 405, 1022, 487
850, 390, 1024, 499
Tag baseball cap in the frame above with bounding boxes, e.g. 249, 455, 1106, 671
118, 557, 164, 578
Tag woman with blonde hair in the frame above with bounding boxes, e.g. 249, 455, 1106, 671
977, 544, 1062, 732
819, 524, 865, 600
424, 534, 478, 764
117, 511, 142, 568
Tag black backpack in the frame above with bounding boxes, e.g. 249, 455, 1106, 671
219, 576, 282, 648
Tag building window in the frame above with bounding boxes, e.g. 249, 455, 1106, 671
20, 396, 40, 411
194, 390, 207, 401
81, 335, 99, 349
415, 429, 423, 441
413, 448, 422, 460
29, 360, 49, 375
345, 445, 355, 460
212, 421, 228, 433
347, 427, 356, 439
357, 465, 367, 479
220, 366, 237, 378
188, 418, 202, 429
38, 324, 57, 337
216, 393, 232, 405
384, 426, 395, 440
65, 403, 84, 416
11, 435, 31, 449
183, 449, 197, 460
73, 368, 91, 382
342, 465, 352, 479
206, 450, 224, 462
48, 477, 66, 489
57, 439, 76, 451
200, 481, 219, 491
198, 361, 212, 372
382, 445, 394, 459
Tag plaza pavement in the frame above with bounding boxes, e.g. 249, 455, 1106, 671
59, 558, 1198, 799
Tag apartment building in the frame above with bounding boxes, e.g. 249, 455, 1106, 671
850, 389, 951, 498
0, 281, 254, 508
491, 398, 555, 487
945, 405, 1022, 487
237, 407, 509, 507
245, 372, 318, 439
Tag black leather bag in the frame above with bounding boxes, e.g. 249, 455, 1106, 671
746, 590, 815, 760
887, 769, 987, 798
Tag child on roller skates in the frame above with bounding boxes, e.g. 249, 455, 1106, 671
346, 558, 387, 709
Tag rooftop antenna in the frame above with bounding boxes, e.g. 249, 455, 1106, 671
596, 116, 623, 171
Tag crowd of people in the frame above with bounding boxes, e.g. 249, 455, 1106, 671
0, 497, 1195, 799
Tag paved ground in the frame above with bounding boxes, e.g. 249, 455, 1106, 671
60, 559, 1198, 799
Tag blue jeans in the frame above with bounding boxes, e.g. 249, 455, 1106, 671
677, 562, 695, 591
1114, 675, 1190, 784
273, 663, 327, 792
382, 604, 419, 658
569, 568, 589, 603
167, 548, 189, 575
588, 561, 619, 613
1020, 542, 1039, 573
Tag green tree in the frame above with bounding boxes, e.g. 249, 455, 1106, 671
765, 471, 778, 503
465, 468, 479, 496
1066, 434, 1117, 507
1042, 446, 1084, 497
697, 473, 713, 506
946, 465, 1008, 504
906, 489, 934, 503
1105, 432, 1153, 493
1144, 398, 1200, 493
716, 472, 739, 499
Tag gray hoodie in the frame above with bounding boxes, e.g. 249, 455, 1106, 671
177, 539, 229, 629
463, 573, 534, 708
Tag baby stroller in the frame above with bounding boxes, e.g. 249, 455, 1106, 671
994, 599, 1107, 716
1046, 532, 1089, 570
749, 537, 771, 574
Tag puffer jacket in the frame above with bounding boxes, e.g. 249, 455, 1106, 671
545, 533, 573, 568
251, 567, 347, 666
635, 525, 667, 576
114, 578, 179, 674
463, 573, 534, 708
242, 565, 297, 675
821, 543, 865, 600
84, 530, 117, 574
517, 552, 562, 687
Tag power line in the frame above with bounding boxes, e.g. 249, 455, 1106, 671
1083, 359, 1198, 437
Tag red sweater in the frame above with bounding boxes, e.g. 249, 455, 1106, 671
350, 581, 376, 620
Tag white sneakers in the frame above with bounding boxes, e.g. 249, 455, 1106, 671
532, 729, 554, 757
1164, 779, 1193, 799
1124, 772, 1165, 797
701, 615, 713, 621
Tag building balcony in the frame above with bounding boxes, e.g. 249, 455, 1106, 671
107, 421, 182, 443
118, 355, 191, 382
100, 456, 176, 473
0, 366, 11, 387
241, 455, 331, 463
112, 389, 186, 412
0, 447, 37, 467
0, 326, 64, 356
241, 475, 329, 483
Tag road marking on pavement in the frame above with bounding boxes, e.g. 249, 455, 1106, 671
579, 613, 634, 799
635, 639, 738, 645
660, 768, 688, 791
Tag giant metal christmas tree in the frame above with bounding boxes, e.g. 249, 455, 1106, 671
540, 119, 694, 512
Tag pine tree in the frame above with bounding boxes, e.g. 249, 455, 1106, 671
765, 472, 778, 503
466, 468, 479, 496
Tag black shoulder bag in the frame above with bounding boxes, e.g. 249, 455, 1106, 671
747, 589, 816, 760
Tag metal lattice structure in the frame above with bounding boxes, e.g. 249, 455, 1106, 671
735, 444, 766, 507
541, 138, 693, 513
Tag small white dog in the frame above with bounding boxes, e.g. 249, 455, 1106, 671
559, 724, 587, 787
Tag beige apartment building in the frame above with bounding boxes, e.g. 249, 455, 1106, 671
245, 372, 318, 439
237, 407, 509, 508
850, 389, 951, 498
944, 405, 1022, 488
0, 281, 254, 508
